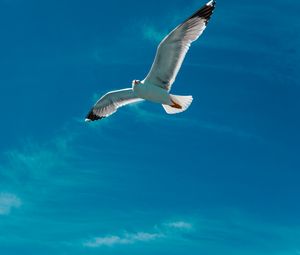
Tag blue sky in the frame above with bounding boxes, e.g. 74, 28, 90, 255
0, 0, 300, 254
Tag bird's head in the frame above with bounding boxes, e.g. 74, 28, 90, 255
132, 80, 141, 86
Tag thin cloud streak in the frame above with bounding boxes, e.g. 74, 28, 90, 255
83, 232, 164, 248
0, 192, 21, 215
83, 220, 193, 248
166, 221, 193, 230
1, 134, 75, 184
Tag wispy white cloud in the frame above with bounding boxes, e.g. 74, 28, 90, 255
2, 134, 75, 185
166, 221, 193, 230
0, 192, 21, 215
83, 231, 164, 248
82, 209, 300, 252
83, 219, 194, 248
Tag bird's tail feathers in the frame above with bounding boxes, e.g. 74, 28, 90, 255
162, 94, 193, 114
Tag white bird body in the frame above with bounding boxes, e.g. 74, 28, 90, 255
85, 0, 216, 122
133, 81, 172, 105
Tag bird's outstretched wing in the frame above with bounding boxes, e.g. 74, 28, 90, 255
143, 0, 216, 91
85, 88, 143, 121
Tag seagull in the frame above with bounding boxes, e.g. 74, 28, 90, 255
85, 0, 216, 122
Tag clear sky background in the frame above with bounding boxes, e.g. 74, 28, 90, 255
0, 0, 299, 254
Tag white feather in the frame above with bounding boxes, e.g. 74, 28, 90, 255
86, 88, 143, 120
143, 0, 215, 91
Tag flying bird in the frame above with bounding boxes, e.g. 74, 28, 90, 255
85, 0, 216, 122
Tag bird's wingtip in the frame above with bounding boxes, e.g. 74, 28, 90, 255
206, 0, 216, 6
85, 110, 104, 122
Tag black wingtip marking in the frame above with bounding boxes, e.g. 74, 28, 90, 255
188, 0, 216, 25
85, 110, 105, 122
